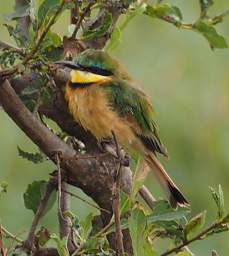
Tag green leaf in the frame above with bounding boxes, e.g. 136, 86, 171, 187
210, 185, 225, 219
184, 211, 206, 239
41, 31, 62, 49
147, 200, 190, 223
17, 146, 44, 164
193, 20, 228, 49
23, 180, 56, 215
130, 157, 147, 201
120, 191, 132, 215
0, 49, 20, 68
176, 251, 193, 256
80, 213, 94, 240
129, 208, 147, 256
51, 234, 69, 256
29, 0, 37, 25
143, 239, 158, 256
199, 0, 214, 16
38, 0, 60, 28
3, 24, 28, 47
3, 4, 29, 21
145, 4, 183, 27
106, 27, 121, 51
82, 10, 112, 40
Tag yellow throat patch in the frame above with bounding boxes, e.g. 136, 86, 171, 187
70, 70, 112, 84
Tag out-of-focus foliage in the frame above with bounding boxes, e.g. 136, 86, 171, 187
0, 0, 229, 255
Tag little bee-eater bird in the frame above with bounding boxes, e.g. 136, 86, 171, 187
56, 49, 189, 207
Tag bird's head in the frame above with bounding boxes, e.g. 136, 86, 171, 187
55, 49, 131, 87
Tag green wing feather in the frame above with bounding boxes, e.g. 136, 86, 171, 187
101, 80, 168, 156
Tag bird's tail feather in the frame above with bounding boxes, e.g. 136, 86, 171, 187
145, 153, 189, 208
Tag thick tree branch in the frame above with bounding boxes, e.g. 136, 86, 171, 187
0, 78, 114, 209
0, 77, 135, 255
139, 185, 156, 210
0, 1, 139, 255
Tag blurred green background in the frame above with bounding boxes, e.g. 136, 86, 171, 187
0, 1, 229, 255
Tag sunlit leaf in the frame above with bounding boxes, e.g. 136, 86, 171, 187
120, 191, 132, 215
129, 208, 147, 256
38, 0, 60, 28
193, 21, 228, 49
184, 211, 206, 239
51, 234, 69, 256
143, 239, 158, 256
17, 146, 44, 164
41, 31, 62, 49
106, 27, 121, 51
210, 185, 225, 219
3, 4, 29, 21
80, 212, 94, 240
147, 200, 190, 223
3, 24, 27, 47
145, 4, 183, 27
176, 250, 193, 256
23, 180, 56, 215
82, 10, 112, 40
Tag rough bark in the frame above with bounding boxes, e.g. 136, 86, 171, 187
0, 1, 141, 255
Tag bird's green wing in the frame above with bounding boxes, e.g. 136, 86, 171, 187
101, 80, 168, 156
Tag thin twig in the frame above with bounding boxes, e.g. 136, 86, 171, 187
94, 218, 114, 238
1, 226, 23, 244
62, 189, 111, 214
0, 225, 7, 256
0, 0, 65, 79
161, 220, 227, 256
24, 178, 56, 251
70, 0, 79, 25
59, 181, 76, 253
111, 131, 125, 255
55, 152, 66, 222
71, 1, 95, 39
23, 0, 65, 65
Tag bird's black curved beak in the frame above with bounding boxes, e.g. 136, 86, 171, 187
54, 60, 81, 70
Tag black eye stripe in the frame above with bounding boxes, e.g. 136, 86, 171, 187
69, 81, 94, 88
78, 64, 113, 76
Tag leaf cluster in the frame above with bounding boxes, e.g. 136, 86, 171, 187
0, 0, 229, 255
